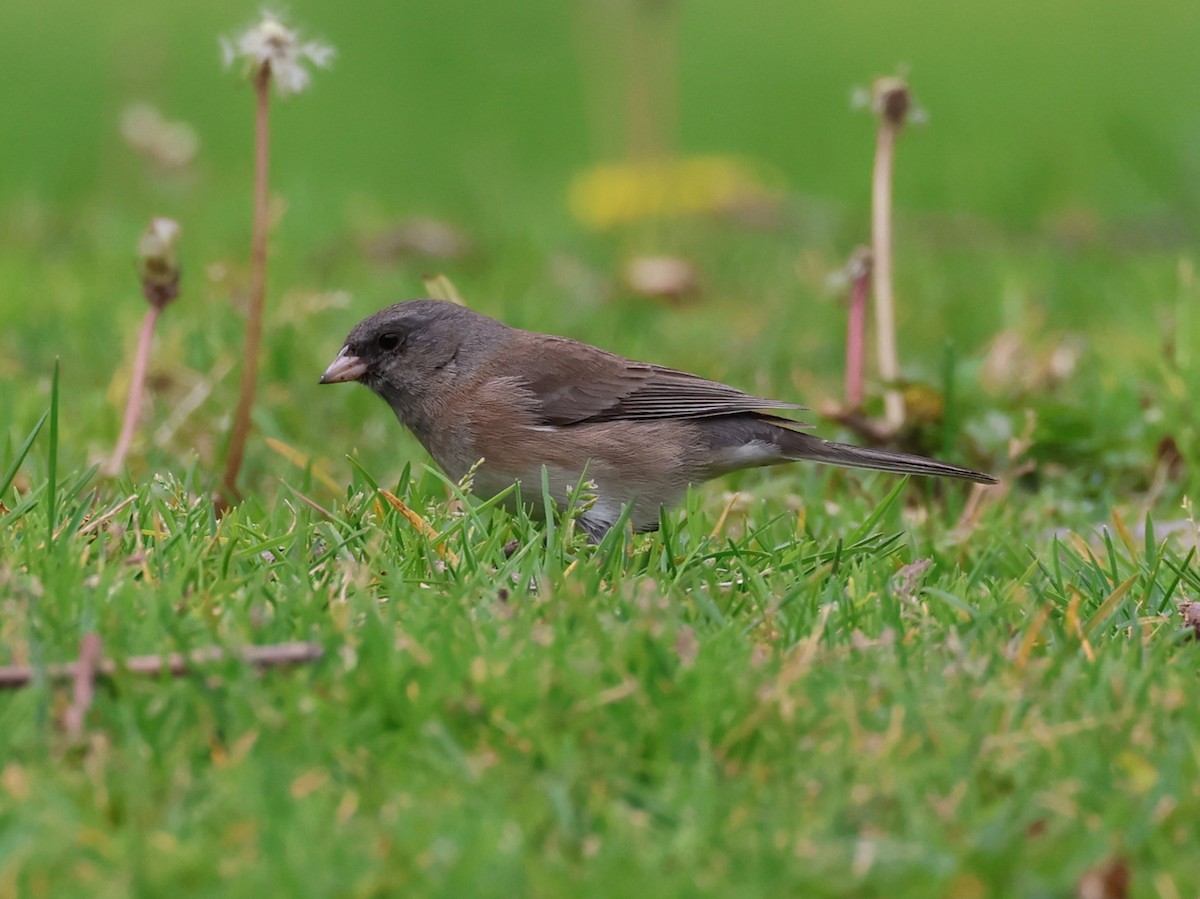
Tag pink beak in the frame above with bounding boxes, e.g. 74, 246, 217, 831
319, 346, 369, 384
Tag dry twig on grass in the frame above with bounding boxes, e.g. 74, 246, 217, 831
0, 641, 324, 691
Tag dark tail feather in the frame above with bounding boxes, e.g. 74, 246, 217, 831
779, 431, 997, 484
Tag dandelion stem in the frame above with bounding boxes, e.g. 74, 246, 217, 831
872, 112, 904, 429
105, 217, 179, 475
845, 248, 872, 410
865, 78, 914, 431
106, 305, 162, 476
222, 64, 272, 502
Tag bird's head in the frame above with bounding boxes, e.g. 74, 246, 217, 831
319, 299, 503, 408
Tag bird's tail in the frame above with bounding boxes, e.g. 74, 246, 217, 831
776, 430, 997, 484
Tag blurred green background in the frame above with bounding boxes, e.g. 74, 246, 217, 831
2, 0, 1198, 489
7, 0, 1199, 220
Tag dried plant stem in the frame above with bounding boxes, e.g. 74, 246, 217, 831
63, 633, 102, 740
0, 641, 323, 690
872, 115, 904, 429
105, 306, 162, 476
845, 248, 872, 410
222, 64, 272, 503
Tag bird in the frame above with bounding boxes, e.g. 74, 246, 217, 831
319, 300, 996, 542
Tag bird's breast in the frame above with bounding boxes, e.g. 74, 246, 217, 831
463, 418, 700, 530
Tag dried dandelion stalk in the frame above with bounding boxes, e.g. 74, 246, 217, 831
219, 13, 333, 503
106, 218, 181, 476
869, 76, 913, 430
221, 65, 272, 503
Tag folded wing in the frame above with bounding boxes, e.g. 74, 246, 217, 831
504, 334, 807, 426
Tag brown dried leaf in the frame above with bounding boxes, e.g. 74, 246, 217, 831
1181, 601, 1200, 640
623, 255, 698, 301
368, 217, 472, 263
979, 328, 1083, 394
1155, 435, 1186, 481
1076, 857, 1130, 899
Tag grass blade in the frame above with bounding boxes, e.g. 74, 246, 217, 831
846, 476, 908, 544
47, 360, 60, 548
0, 410, 48, 498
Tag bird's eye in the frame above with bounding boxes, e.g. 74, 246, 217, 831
377, 332, 402, 352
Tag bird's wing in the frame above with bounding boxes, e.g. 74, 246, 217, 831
503, 334, 807, 426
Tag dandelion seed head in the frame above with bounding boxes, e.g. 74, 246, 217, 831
138, 217, 183, 308
220, 11, 334, 96
870, 76, 913, 126
139, 217, 181, 263
853, 75, 923, 127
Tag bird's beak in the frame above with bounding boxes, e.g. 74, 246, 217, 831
319, 346, 369, 384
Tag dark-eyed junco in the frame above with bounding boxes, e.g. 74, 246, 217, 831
320, 300, 996, 541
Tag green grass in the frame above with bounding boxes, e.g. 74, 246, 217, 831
3, 0, 1200, 895
3, 414, 1199, 895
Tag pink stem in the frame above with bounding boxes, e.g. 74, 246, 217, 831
845, 257, 870, 409
106, 305, 162, 475
64, 633, 102, 740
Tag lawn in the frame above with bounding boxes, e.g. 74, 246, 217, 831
1, 1, 1198, 896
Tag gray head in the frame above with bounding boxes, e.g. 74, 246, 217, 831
319, 299, 507, 407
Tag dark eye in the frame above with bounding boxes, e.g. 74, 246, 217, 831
377, 332, 402, 352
